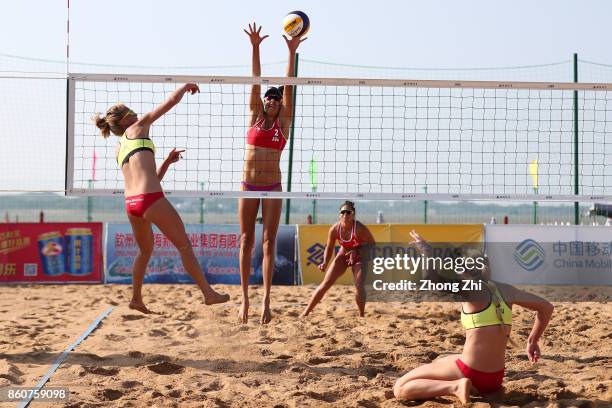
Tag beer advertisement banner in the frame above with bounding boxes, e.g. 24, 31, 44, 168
105, 224, 296, 285
297, 224, 483, 285
0, 223, 103, 283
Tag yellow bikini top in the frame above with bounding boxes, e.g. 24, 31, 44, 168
461, 281, 512, 330
117, 134, 156, 167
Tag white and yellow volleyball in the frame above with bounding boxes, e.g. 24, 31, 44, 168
283, 11, 310, 38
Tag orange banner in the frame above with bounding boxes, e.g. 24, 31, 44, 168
297, 224, 483, 285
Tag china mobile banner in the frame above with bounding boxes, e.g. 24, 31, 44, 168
0, 223, 103, 283
485, 225, 612, 285
297, 224, 484, 285
105, 224, 296, 285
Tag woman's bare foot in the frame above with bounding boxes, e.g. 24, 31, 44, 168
454, 378, 472, 404
129, 300, 152, 314
260, 301, 272, 325
238, 298, 249, 324
204, 290, 230, 306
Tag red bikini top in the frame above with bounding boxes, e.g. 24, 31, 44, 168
246, 118, 287, 151
337, 221, 363, 250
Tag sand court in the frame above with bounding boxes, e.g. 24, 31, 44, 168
0, 284, 610, 407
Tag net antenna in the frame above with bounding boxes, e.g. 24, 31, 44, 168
67, 73, 612, 202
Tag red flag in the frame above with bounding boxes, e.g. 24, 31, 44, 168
92, 150, 97, 181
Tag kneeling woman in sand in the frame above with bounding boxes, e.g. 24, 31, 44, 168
301, 201, 375, 317
393, 230, 554, 403
94, 84, 229, 313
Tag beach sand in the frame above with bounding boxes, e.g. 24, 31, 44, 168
0, 284, 610, 407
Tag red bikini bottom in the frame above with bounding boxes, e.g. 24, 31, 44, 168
455, 359, 504, 394
125, 192, 165, 218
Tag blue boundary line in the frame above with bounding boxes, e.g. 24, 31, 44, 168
17, 306, 114, 408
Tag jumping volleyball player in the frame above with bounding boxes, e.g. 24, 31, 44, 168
94, 84, 230, 313
301, 201, 375, 317
239, 23, 306, 324
393, 230, 554, 403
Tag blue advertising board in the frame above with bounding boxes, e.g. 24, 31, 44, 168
105, 224, 296, 285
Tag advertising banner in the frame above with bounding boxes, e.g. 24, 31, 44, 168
0, 223, 103, 283
105, 224, 296, 285
485, 225, 612, 285
297, 224, 483, 285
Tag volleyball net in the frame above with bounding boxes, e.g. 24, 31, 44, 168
67, 73, 612, 201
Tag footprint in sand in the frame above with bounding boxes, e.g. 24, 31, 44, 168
307, 356, 332, 365
122, 314, 146, 322
83, 366, 119, 376
305, 333, 326, 340
145, 354, 171, 363
445, 333, 465, 345
184, 329, 199, 338
105, 334, 126, 341
325, 348, 357, 357
201, 379, 223, 392
176, 325, 199, 338
128, 350, 145, 359
0, 362, 25, 385
364, 351, 388, 359
146, 361, 185, 375
356, 399, 379, 408
305, 390, 340, 403
167, 389, 182, 398
121, 380, 142, 388
148, 329, 168, 337
175, 310, 196, 321
98, 388, 123, 401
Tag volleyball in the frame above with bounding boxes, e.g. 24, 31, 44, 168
283, 11, 310, 37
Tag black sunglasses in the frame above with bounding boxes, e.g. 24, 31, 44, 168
340, 210, 353, 215
265, 95, 282, 101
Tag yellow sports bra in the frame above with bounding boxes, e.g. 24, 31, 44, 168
461, 281, 512, 330
117, 134, 156, 167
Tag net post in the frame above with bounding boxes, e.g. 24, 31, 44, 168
199, 182, 205, 224
573, 53, 580, 225
64, 77, 70, 196
533, 187, 538, 225
284, 52, 299, 225
423, 186, 428, 224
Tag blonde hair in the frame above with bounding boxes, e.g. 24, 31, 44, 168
92, 104, 131, 138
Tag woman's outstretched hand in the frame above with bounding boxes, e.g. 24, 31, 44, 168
283, 34, 307, 53
182, 83, 200, 95
244, 23, 269, 46
409, 230, 433, 257
166, 148, 185, 164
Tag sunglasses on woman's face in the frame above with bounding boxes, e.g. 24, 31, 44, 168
340, 210, 353, 215
265, 95, 282, 102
